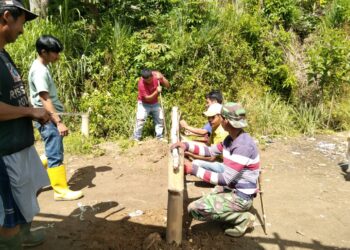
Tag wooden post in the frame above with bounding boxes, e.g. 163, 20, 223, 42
166, 107, 184, 245
259, 0, 264, 12
347, 137, 350, 165
29, 0, 49, 17
81, 113, 89, 137
258, 173, 267, 235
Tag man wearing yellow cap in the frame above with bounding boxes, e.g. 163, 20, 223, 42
184, 103, 228, 164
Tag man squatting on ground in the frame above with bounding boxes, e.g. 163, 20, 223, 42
133, 69, 170, 141
172, 102, 259, 237
180, 90, 223, 144
0, 1, 51, 248
28, 35, 83, 201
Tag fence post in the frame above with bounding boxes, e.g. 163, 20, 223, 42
81, 113, 89, 137
166, 107, 184, 245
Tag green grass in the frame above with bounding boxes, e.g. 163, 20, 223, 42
292, 103, 326, 135
242, 93, 298, 137
64, 132, 104, 156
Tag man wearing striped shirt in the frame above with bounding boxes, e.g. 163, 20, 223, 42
171, 102, 259, 237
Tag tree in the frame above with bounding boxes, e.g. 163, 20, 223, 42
29, 0, 49, 17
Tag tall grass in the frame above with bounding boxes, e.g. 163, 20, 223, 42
242, 93, 297, 137
292, 103, 326, 135
324, 0, 350, 28
241, 93, 329, 137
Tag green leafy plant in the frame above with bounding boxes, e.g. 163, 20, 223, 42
324, 0, 350, 28
5, 0, 350, 141
306, 26, 350, 104
263, 0, 300, 30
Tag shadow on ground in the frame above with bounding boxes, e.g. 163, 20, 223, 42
33, 175, 349, 249
338, 162, 350, 181
31, 199, 350, 250
69, 165, 113, 190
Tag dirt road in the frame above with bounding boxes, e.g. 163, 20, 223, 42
33, 133, 350, 250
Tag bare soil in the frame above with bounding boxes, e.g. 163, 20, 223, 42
32, 132, 350, 250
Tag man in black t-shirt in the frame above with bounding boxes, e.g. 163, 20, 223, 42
0, 1, 51, 248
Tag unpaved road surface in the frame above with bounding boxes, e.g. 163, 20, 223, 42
32, 133, 350, 250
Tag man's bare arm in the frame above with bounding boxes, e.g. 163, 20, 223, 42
0, 101, 50, 123
39, 92, 69, 136
180, 120, 209, 136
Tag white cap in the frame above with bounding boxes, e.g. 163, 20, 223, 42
203, 103, 222, 117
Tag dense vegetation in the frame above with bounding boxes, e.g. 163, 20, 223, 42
10, 0, 350, 140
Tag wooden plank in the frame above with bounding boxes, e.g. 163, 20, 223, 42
347, 137, 350, 165
166, 190, 183, 244
168, 107, 184, 192
168, 148, 184, 192
166, 107, 184, 245
170, 107, 179, 170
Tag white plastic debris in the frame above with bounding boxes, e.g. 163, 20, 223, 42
31, 223, 55, 231
128, 210, 143, 217
296, 230, 305, 236
72, 202, 89, 221
317, 142, 336, 151
77, 202, 87, 212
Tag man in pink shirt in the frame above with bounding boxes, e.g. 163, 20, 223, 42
133, 69, 170, 141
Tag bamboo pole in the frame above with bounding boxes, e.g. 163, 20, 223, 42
258, 173, 267, 235
166, 107, 184, 245
347, 137, 350, 165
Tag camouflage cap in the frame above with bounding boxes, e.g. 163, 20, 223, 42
221, 102, 247, 128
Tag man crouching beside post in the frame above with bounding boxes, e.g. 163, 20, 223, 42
171, 102, 259, 237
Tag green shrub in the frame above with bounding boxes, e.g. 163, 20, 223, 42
324, 0, 350, 28
331, 95, 350, 130
79, 82, 137, 138
263, 0, 300, 30
241, 93, 298, 137
5, 0, 350, 142
306, 26, 350, 104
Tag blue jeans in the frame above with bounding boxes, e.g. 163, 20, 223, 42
36, 121, 64, 168
133, 101, 164, 140
192, 160, 225, 173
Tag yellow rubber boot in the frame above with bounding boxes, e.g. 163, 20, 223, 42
40, 155, 48, 169
47, 165, 83, 201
